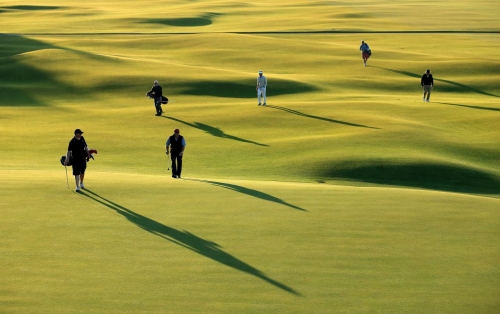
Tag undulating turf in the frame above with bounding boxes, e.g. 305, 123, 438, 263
1, 1, 499, 313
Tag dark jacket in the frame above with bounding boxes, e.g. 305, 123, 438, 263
149, 85, 162, 98
360, 43, 370, 52
169, 135, 184, 154
68, 136, 88, 161
421, 74, 434, 86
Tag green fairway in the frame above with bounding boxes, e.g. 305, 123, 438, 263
1, 1, 499, 313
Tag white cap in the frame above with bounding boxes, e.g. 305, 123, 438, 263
154, 80, 159, 84
258, 70, 263, 74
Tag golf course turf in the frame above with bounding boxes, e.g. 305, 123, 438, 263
1, 1, 499, 313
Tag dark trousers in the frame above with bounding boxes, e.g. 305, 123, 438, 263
154, 97, 163, 115
171, 154, 183, 176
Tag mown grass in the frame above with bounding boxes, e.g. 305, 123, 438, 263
1, 1, 500, 313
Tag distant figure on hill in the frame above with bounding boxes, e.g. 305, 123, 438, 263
166, 128, 186, 179
64, 129, 91, 192
359, 40, 371, 66
147, 80, 163, 116
256, 70, 267, 106
421, 69, 434, 102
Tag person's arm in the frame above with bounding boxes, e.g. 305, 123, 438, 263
82, 137, 90, 160
264, 77, 267, 88
431, 75, 434, 88
166, 138, 170, 155
65, 141, 72, 165
421, 75, 424, 87
179, 138, 186, 156
64, 151, 71, 165
85, 146, 90, 160
256, 77, 259, 90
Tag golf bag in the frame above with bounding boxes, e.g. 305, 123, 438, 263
60, 149, 98, 166
147, 92, 168, 104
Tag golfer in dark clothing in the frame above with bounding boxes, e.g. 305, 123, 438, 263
360, 40, 371, 66
166, 129, 186, 178
421, 69, 434, 102
148, 80, 163, 116
65, 129, 90, 191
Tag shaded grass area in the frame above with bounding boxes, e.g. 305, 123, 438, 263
139, 13, 222, 27
318, 160, 500, 195
171, 79, 318, 98
0, 34, 54, 58
80, 189, 300, 295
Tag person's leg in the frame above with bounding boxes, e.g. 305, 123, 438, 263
79, 161, 87, 188
171, 154, 177, 177
155, 98, 161, 115
263, 87, 266, 105
425, 85, 431, 101
176, 155, 183, 178
423, 85, 430, 101
257, 88, 262, 105
72, 162, 81, 190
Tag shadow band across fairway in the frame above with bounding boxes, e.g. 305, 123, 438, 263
163, 116, 268, 146
265, 105, 379, 129
374, 67, 500, 98
187, 179, 307, 212
79, 189, 300, 295
318, 160, 500, 195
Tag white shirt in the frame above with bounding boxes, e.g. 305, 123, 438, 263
257, 75, 267, 88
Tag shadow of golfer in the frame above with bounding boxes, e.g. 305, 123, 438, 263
187, 179, 307, 212
163, 116, 268, 146
79, 189, 300, 295
374, 66, 500, 98
437, 102, 500, 112
265, 105, 379, 129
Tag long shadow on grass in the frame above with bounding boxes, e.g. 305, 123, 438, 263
163, 116, 268, 146
318, 160, 500, 195
374, 66, 500, 98
79, 189, 300, 295
437, 102, 500, 112
0, 5, 62, 11
265, 105, 379, 129
187, 179, 307, 212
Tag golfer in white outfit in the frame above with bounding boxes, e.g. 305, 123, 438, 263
256, 70, 267, 106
